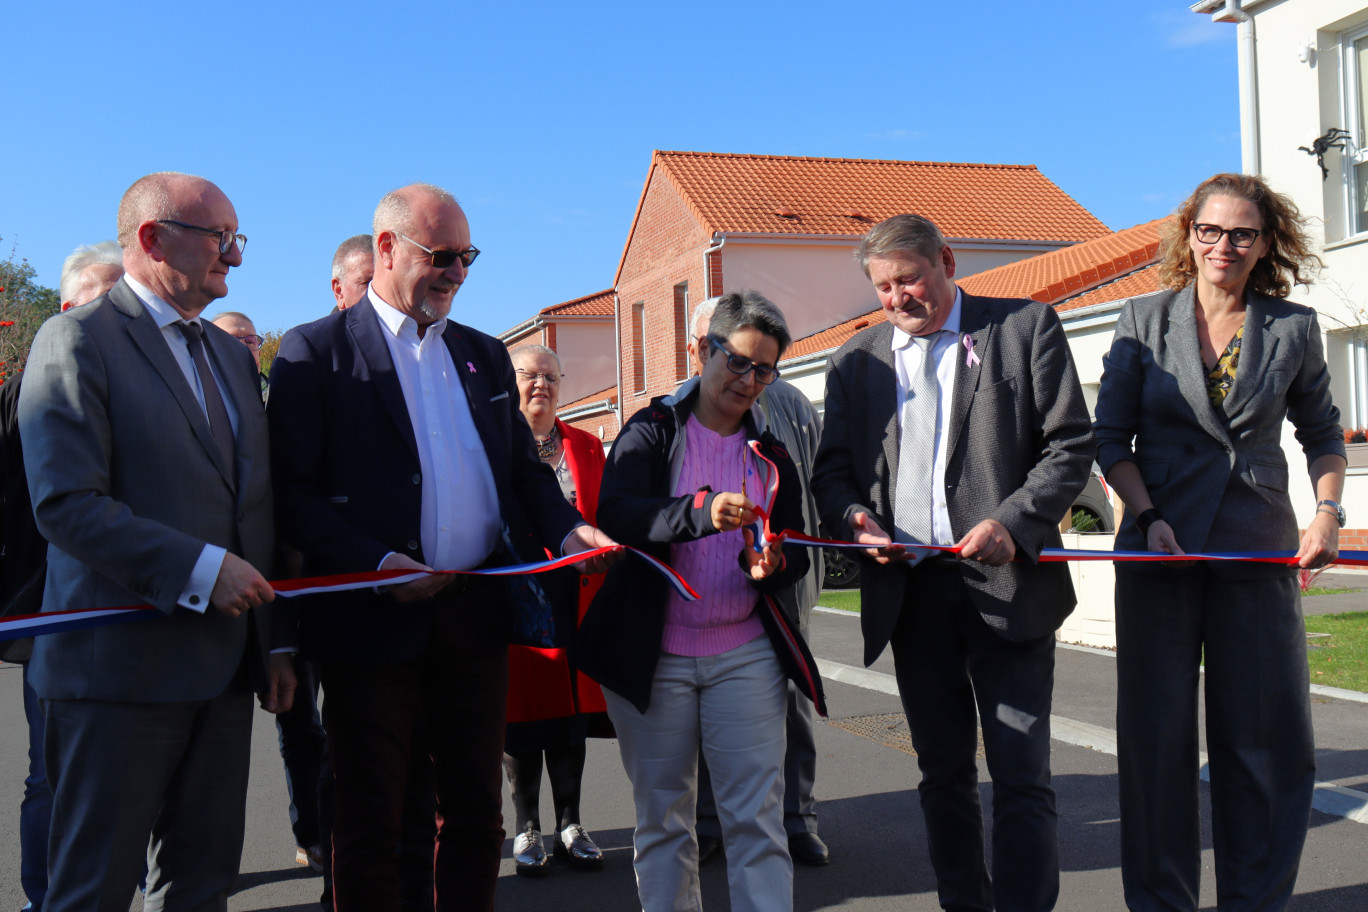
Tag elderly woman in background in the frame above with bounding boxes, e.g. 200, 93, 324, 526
1094, 173, 1346, 912
573, 290, 821, 912
504, 344, 612, 875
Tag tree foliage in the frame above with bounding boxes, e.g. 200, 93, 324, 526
0, 237, 61, 385
258, 329, 284, 376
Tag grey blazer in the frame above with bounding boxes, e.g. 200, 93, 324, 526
813, 292, 1095, 666
1094, 285, 1344, 572
17, 279, 277, 702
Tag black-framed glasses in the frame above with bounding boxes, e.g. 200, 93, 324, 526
1192, 223, 1262, 248
399, 234, 481, 269
232, 333, 263, 351
707, 335, 780, 385
156, 219, 247, 254
514, 369, 562, 385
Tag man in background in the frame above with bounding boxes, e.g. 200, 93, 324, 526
2, 240, 122, 912
330, 234, 373, 312
211, 311, 267, 396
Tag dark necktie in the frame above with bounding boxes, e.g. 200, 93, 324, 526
176, 321, 236, 470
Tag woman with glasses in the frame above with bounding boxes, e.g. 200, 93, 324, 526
573, 290, 822, 912
1094, 173, 1345, 911
503, 344, 612, 875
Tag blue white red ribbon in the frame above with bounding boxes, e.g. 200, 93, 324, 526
0, 545, 697, 644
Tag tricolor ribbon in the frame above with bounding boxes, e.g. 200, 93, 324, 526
0, 545, 698, 643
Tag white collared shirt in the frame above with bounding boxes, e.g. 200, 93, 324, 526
123, 274, 242, 613
368, 286, 501, 572
891, 288, 963, 546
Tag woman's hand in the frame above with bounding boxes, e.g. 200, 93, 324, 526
1147, 519, 1185, 556
711, 492, 757, 533
741, 527, 785, 580
1296, 511, 1340, 569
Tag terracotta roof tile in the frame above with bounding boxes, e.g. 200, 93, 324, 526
784, 309, 883, 361
1055, 264, 1162, 313
958, 216, 1170, 303
542, 289, 614, 317
652, 150, 1111, 242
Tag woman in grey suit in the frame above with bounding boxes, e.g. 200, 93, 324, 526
1094, 172, 1346, 912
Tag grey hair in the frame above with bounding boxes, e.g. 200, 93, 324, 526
208, 311, 255, 328
705, 289, 791, 358
853, 214, 947, 277
115, 171, 192, 246
689, 296, 719, 341
511, 343, 563, 374
59, 240, 123, 303
331, 234, 373, 280
373, 183, 458, 242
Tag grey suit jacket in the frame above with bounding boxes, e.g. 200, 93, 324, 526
17, 279, 277, 702
812, 292, 1095, 666
1094, 285, 1344, 575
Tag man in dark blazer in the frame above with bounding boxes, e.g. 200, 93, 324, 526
812, 214, 1094, 912
18, 172, 294, 911
268, 182, 619, 912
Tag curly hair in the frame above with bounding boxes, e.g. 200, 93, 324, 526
1157, 173, 1321, 298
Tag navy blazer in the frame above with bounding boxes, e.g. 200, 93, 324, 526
268, 296, 582, 663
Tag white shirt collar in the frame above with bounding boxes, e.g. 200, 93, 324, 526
891, 286, 963, 352
367, 283, 446, 341
122, 274, 200, 330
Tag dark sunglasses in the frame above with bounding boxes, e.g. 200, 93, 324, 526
400, 234, 481, 269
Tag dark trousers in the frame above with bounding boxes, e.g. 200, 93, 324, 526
890, 560, 1058, 912
1116, 565, 1313, 912
321, 598, 508, 912
697, 610, 818, 840
21, 664, 51, 910
276, 658, 329, 851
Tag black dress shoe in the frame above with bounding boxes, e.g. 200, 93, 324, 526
697, 833, 723, 865
788, 832, 830, 866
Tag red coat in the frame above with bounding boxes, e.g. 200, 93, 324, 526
505, 419, 610, 734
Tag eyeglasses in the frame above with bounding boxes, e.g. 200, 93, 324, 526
515, 369, 561, 385
707, 336, 780, 385
232, 333, 263, 351
1192, 223, 1262, 249
156, 220, 247, 255
399, 234, 481, 269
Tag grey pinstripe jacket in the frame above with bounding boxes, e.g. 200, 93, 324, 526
812, 292, 1095, 666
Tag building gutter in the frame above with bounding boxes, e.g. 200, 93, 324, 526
1192, 0, 1260, 174
612, 292, 623, 430
703, 234, 726, 299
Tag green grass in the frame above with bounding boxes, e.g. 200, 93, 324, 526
1305, 611, 1368, 693
817, 590, 862, 613
1303, 587, 1355, 597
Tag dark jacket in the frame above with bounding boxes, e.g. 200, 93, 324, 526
572, 383, 824, 715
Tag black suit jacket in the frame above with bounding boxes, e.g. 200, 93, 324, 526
267, 295, 583, 664
812, 292, 1095, 666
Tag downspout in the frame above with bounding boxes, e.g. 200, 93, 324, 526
1226, 0, 1261, 175
612, 292, 623, 433
703, 235, 727, 299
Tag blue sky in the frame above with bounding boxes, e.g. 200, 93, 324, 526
1, 2, 1239, 338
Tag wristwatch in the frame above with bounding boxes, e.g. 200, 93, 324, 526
1317, 499, 1347, 528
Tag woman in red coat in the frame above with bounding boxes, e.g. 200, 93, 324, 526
505, 345, 612, 875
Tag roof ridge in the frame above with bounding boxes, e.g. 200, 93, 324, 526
654, 150, 1040, 170
541, 288, 614, 314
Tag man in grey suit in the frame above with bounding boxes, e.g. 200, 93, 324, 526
18, 171, 295, 912
812, 214, 1094, 912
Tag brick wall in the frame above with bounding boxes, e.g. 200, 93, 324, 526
563, 410, 616, 444
616, 173, 713, 423
1338, 529, 1368, 551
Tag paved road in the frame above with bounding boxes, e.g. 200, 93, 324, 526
2, 590, 1366, 910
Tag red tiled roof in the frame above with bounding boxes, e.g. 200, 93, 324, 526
559, 385, 617, 413
959, 217, 1170, 303
648, 150, 1111, 241
784, 309, 882, 361
542, 289, 614, 317
1056, 264, 1163, 313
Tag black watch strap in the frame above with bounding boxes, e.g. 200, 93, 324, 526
1136, 507, 1164, 538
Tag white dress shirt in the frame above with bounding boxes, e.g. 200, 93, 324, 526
891, 288, 963, 547
369, 287, 501, 572
123, 274, 240, 613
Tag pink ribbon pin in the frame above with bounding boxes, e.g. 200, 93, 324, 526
467, 361, 477, 373
962, 334, 981, 368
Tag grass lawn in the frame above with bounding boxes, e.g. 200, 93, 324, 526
1304, 587, 1355, 596
817, 590, 861, 613
1305, 611, 1368, 693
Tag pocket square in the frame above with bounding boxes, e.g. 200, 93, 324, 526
489, 391, 509, 402
327, 495, 349, 504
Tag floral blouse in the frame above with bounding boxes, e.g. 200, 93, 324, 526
1206, 325, 1244, 407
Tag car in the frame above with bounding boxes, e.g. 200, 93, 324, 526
822, 547, 861, 590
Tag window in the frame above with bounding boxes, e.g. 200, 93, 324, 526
632, 301, 646, 394
1335, 330, 1368, 433
673, 282, 690, 380
1344, 26, 1368, 235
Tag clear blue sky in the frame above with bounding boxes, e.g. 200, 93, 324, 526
2, 2, 1239, 339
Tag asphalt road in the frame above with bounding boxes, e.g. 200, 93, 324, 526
2, 591, 1366, 911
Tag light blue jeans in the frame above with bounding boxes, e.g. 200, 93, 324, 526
604, 635, 791, 912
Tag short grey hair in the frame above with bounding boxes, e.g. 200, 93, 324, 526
373, 183, 458, 242
208, 311, 255, 328
115, 171, 191, 246
59, 241, 122, 303
331, 234, 373, 280
706, 289, 791, 358
689, 296, 719, 341
511, 343, 563, 374
854, 214, 946, 277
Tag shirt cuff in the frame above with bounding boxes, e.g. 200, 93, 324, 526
559, 522, 588, 557
179, 545, 226, 613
